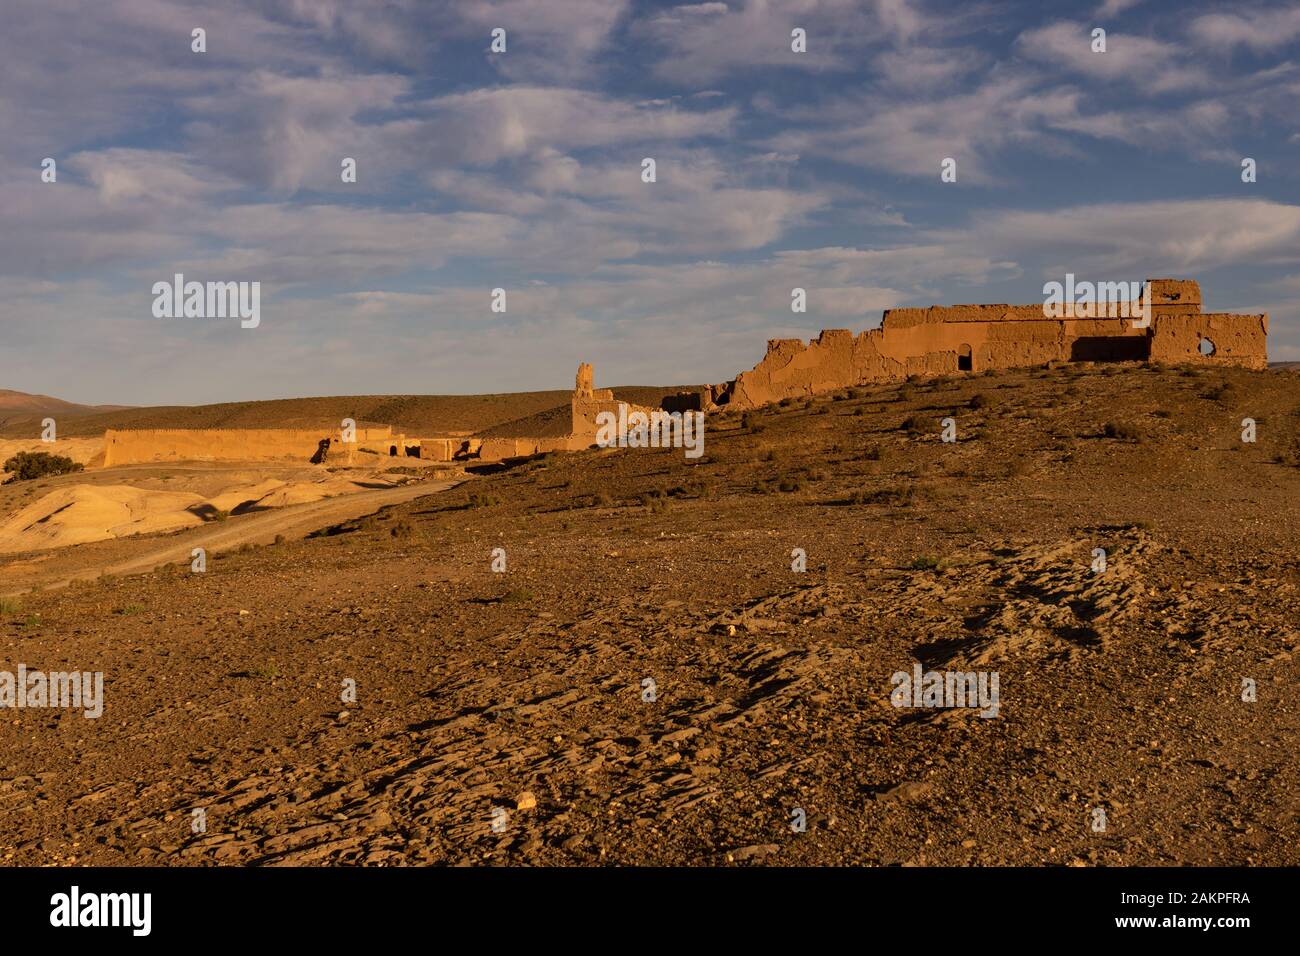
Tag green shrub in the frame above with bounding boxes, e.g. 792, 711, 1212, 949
2, 451, 84, 481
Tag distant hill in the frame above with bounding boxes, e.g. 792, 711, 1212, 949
0, 386, 705, 439
0, 389, 133, 431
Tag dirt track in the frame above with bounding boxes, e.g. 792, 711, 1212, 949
1, 478, 463, 597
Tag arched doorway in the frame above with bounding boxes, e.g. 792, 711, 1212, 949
958, 344, 973, 371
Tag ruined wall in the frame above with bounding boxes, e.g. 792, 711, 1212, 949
477, 436, 577, 461
718, 278, 1267, 408
1150, 313, 1268, 368
102, 426, 395, 467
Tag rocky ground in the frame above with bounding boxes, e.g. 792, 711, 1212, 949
0, 361, 1297, 866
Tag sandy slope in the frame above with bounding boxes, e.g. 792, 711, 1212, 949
0, 474, 413, 554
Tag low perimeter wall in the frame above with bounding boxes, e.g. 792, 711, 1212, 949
102, 427, 395, 467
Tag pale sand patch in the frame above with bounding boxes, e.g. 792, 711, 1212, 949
0, 484, 206, 552
0, 474, 408, 553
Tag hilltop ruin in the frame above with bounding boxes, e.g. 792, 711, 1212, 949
711, 278, 1267, 409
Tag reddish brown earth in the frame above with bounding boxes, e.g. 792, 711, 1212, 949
0, 362, 1297, 866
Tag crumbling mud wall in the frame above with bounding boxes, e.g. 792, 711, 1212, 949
1149, 313, 1267, 368
717, 278, 1267, 408
102, 426, 397, 467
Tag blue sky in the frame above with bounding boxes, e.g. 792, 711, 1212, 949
2, 0, 1299, 405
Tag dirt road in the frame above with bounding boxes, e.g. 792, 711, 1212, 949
1, 477, 463, 596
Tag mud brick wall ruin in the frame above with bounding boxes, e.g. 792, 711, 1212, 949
714, 278, 1267, 409
101, 426, 400, 467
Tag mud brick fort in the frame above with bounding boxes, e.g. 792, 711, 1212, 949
92, 278, 1265, 468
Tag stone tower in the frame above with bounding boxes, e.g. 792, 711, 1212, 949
575, 362, 594, 399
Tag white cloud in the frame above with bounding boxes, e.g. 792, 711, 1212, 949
1189, 7, 1300, 52
1016, 21, 1210, 93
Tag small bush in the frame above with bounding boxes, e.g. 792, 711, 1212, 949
900, 415, 921, 434
639, 491, 670, 513
1103, 422, 1144, 443
3, 451, 84, 481
910, 555, 941, 571
852, 485, 916, 507
467, 492, 500, 508
1203, 383, 1235, 403
741, 412, 765, 433
969, 393, 993, 410
0, 598, 22, 617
